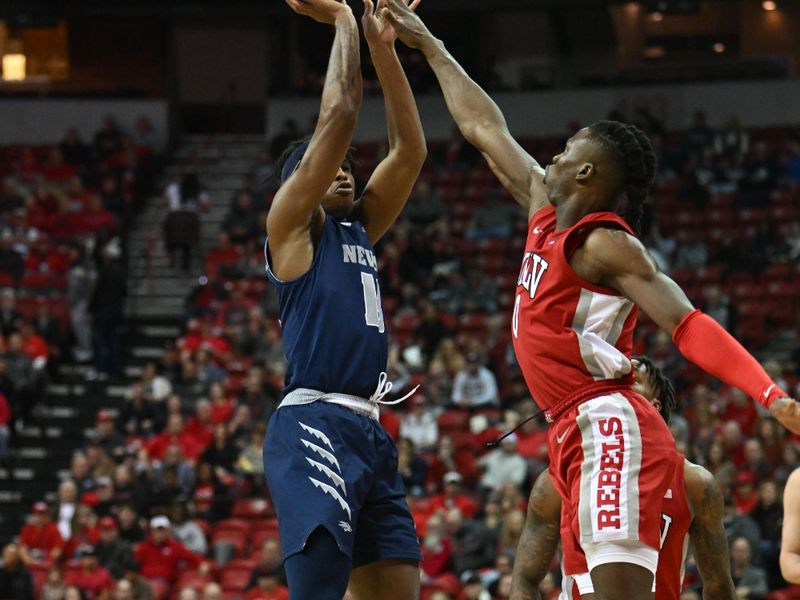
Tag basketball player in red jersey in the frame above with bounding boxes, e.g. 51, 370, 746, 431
383, 2, 800, 598
510, 357, 736, 600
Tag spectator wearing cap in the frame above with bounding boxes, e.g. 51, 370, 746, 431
0, 543, 34, 600
134, 516, 210, 599
65, 545, 114, 600
95, 516, 134, 579
428, 472, 478, 519
18, 502, 63, 563
244, 563, 289, 600
451, 353, 499, 408
94, 411, 126, 460
399, 393, 438, 451
478, 433, 527, 493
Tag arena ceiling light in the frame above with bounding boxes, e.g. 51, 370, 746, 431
761, 1, 777, 10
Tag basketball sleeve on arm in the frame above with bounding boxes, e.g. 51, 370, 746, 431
672, 309, 786, 409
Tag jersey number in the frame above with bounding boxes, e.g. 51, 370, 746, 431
512, 293, 521, 339
360, 272, 385, 333
659, 513, 673, 549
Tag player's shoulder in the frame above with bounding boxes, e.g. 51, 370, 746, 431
785, 467, 800, 499
683, 459, 722, 513
578, 225, 653, 274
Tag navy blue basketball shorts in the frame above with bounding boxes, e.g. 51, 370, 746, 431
263, 401, 422, 568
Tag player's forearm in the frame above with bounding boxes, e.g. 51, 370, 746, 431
368, 43, 426, 164
509, 524, 556, 600
673, 310, 785, 408
319, 10, 362, 127
418, 36, 509, 147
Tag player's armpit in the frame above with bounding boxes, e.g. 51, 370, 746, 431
510, 470, 561, 600
781, 469, 800, 584
685, 464, 736, 600
571, 228, 695, 334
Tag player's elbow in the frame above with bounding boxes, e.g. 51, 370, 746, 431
319, 97, 360, 129
780, 552, 800, 584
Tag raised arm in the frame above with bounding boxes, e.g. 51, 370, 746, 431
781, 468, 800, 583
510, 470, 561, 600
572, 227, 800, 434
353, 0, 427, 244
383, 0, 547, 215
684, 462, 736, 600
267, 0, 362, 280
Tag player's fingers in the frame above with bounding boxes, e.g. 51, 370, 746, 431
363, 0, 374, 17
408, 0, 422, 11
385, 0, 407, 13
383, 6, 401, 27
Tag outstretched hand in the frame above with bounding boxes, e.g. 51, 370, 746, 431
771, 396, 800, 435
286, 0, 351, 25
362, 0, 420, 46
382, 0, 431, 49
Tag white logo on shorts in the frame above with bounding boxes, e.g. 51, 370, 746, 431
556, 426, 571, 444
299, 421, 351, 522
338, 521, 352, 533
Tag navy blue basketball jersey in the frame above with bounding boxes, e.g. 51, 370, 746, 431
266, 215, 387, 399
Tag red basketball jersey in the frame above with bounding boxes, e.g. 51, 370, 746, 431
512, 205, 639, 410
656, 455, 693, 600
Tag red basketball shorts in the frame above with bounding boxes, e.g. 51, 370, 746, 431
548, 390, 676, 576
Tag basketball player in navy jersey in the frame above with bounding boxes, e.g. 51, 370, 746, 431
266, 1, 426, 599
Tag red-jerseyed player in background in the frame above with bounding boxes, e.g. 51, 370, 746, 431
510, 357, 736, 600
383, 2, 800, 598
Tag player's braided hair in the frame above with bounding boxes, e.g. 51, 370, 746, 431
587, 121, 657, 234
271, 136, 358, 185
633, 356, 676, 423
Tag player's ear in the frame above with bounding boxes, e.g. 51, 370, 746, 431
575, 162, 595, 182
653, 399, 662, 413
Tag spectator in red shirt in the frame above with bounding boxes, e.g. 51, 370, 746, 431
134, 516, 210, 599
147, 415, 204, 463
208, 384, 234, 425
420, 514, 453, 579
19, 321, 49, 364
427, 472, 478, 519
18, 502, 63, 563
184, 401, 214, 451
733, 471, 759, 515
65, 545, 114, 600
64, 503, 101, 559
244, 563, 289, 600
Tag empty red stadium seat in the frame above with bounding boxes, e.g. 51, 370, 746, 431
232, 498, 274, 520
437, 409, 470, 432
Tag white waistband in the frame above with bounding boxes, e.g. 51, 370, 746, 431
278, 373, 420, 421
279, 388, 380, 420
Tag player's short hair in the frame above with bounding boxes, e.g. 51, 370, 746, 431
586, 121, 657, 234
272, 136, 358, 185
633, 355, 676, 423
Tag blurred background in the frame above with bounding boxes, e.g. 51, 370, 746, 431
0, 1, 799, 599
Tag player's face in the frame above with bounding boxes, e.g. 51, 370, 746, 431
321, 160, 356, 220
543, 129, 593, 202
631, 359, 660, 412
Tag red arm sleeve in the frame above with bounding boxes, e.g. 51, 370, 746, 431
672, 310, 786, 408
